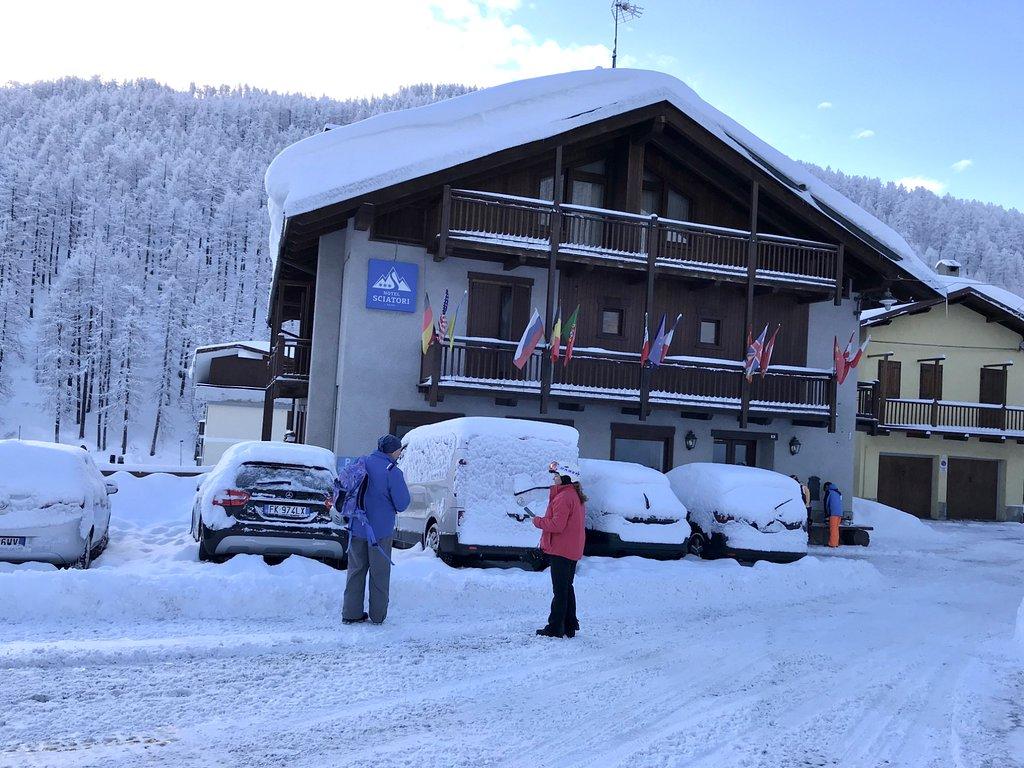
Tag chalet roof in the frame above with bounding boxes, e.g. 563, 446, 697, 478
189, 340, 270, 382
265, 68, 941, 292
862, 274, 1024, 336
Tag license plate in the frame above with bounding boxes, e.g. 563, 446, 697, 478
0, 536, 26, 547
264, 504, 308, 519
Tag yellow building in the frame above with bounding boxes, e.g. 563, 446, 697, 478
854, 263, 1024, 522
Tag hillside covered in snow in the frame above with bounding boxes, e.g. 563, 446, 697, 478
0, 77, 1021, 460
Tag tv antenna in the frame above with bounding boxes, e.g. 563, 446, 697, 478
611, 1, 644, 69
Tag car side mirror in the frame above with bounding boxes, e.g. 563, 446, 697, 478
105, 482, 118, 495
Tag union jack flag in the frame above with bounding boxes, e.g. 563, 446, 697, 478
437, 289, 450, 338
744, 323, 769, 382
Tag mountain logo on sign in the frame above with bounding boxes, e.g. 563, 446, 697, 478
372, 267, 412, 292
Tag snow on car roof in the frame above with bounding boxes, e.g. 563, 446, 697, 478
403, 416, 578, 446
266, 68, 941, 292
0, 439, 103, 503
580, 458, 669, 485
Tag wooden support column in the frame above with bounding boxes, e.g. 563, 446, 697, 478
834, 242, 845, 306
261, 384, 276, 441
828, 375, 838, 433
428, 340, 442, 407
739, 181, 759, 429
540, 146, 563, 415
639, 213, 659, 421
434, 185, 451, 262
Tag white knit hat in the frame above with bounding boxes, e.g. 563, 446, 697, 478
548, 460, 581, 482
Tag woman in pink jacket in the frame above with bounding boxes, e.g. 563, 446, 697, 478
532, 460, 587, 638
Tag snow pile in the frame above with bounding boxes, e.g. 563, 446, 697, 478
0, 439, 108, 538
854, 498, 944, 547
198, 441, 337, 530
266, 69, 941, 293
1016, 597, 1024, 649
581, 458, 689, 544
401, 418, 578, 547
667, 463, 806, 554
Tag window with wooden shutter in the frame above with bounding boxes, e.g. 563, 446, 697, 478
919, 362, 943, 400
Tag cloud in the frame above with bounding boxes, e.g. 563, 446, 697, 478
0, 0, 612, 100
853, 129, 875, 140
896, 176, 946, 194
950, 158, 973, 173
817, 101, 833, 110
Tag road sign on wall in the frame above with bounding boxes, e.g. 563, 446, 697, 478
366, 258, 418, 312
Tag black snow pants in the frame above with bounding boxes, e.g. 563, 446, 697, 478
546, 555, 579, 637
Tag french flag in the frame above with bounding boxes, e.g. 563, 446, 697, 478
513, 309, 545, 370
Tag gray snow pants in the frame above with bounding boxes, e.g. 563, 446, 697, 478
342, 536, 393, 624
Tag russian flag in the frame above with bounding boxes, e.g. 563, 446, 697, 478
513, 309, 545, 370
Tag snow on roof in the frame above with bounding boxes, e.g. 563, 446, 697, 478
862, 272, 1024, 327
935, 258, 962, 269
265, 68, 941, 291
189, 340, 270, 381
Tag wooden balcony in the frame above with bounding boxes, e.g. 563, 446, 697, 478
857, 381, 1024, 441
421, 337, 835, 422
441, 188, 841, 293
268, 335, 312, 398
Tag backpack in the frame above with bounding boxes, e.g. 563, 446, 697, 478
333, 457, 368, 522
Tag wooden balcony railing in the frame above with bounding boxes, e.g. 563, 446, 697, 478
269, 335, 312, 382
881, 398, 1024, 436
445, 188, 839, 287
422, 337, 833, 418
857, 381, 879, 421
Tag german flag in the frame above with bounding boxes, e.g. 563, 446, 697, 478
549, 307, 562, 362
421, 293, 435, 355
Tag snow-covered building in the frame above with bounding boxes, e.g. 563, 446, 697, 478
191, 341, 290, 464
856, 270, 1024, 521
262, 69, 941, 511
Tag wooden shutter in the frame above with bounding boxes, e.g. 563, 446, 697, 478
878, 359, 902, 400
919, 362, 943, 400
979, 367, 1007, 405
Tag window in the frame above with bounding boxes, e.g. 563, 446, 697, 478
389, 410, 464, 440
698, 319, 721, 347
666, 188, 690, 222
600, 308, 624, 337
610, 423, 675, 472
538, 175, 554, 201
712, 438, 757, 467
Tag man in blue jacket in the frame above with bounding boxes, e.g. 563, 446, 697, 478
342, 434, 411, 625
823, 481, 843, 548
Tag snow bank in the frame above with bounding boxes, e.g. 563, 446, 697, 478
581, 459, 689, 544
401, 417, 578, 547
265, 68, 941, 294
198, 441, 337, 530
0, 439, 108, 538
1016, 598, 1024, 649
853, 498, 944, 547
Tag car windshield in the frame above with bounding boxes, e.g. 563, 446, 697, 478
235, 463, 333, 495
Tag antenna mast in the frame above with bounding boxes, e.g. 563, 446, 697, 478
611, 1, 644, 69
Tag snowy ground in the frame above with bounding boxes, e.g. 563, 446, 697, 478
1, 477, 1023, 768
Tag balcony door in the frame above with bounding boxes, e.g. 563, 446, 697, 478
465, 273, 533, 382
712, 437, 757, 467
979, 367, 1008, 429
564, 161, 607, 251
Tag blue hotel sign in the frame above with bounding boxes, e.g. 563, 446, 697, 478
365, 258, 418, 313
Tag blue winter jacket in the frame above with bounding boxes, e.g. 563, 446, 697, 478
824, 487, 843, 518
351, 450, 411, 542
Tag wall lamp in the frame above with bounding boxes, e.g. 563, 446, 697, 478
684, 431, 697, 451
789, 436, 802, 456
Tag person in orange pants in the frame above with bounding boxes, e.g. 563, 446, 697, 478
822, 481, 843, 548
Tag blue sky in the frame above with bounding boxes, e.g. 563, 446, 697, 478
3, 0, 1020, 211
513, 0, 1024, 211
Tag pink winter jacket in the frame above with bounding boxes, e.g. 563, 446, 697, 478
532, 484, 586, 561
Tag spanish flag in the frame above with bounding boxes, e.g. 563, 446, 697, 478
421, 292, 435, 355
549, 307, 562, 362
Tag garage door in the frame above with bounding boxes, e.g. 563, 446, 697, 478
946, 458, 999, 521
877, 455, 933, 518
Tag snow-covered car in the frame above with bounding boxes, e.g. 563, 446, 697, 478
579, 458, 689, 559
0, 440, 115, 568
396, 417, 579, 568
666, 463, 807, 563
191, 441, 344, 566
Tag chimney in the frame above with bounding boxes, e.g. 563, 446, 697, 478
934, 258, 961, 278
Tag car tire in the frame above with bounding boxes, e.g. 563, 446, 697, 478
76, 532, 94, 570
424, 520, 441, 555
91, 530, 110, 560
197, 523, 215, 563
687, 532, 707, 559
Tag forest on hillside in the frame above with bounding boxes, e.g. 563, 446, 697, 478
0, 77, 1021, 457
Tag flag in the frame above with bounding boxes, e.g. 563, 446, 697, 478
448, 290, 467, 352
648, 315, 668, 367
513, 309, 545, 369
639, 313, 651, 366
834, 336, 850, 384
436, 289, 450, 340
549, 307, 562, 362
563, 304, 580, 366
759, 324, 781, 377
659, 314, 682, 364
421, 293, 435, 355
744, 324, 769, 381
845, 334, 870, 370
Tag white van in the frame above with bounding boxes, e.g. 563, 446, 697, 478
394, 417, 579, 568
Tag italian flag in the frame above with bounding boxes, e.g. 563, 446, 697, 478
563, 304, 580, 366
549, 307, 562, 362
421, 292, 435, 355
